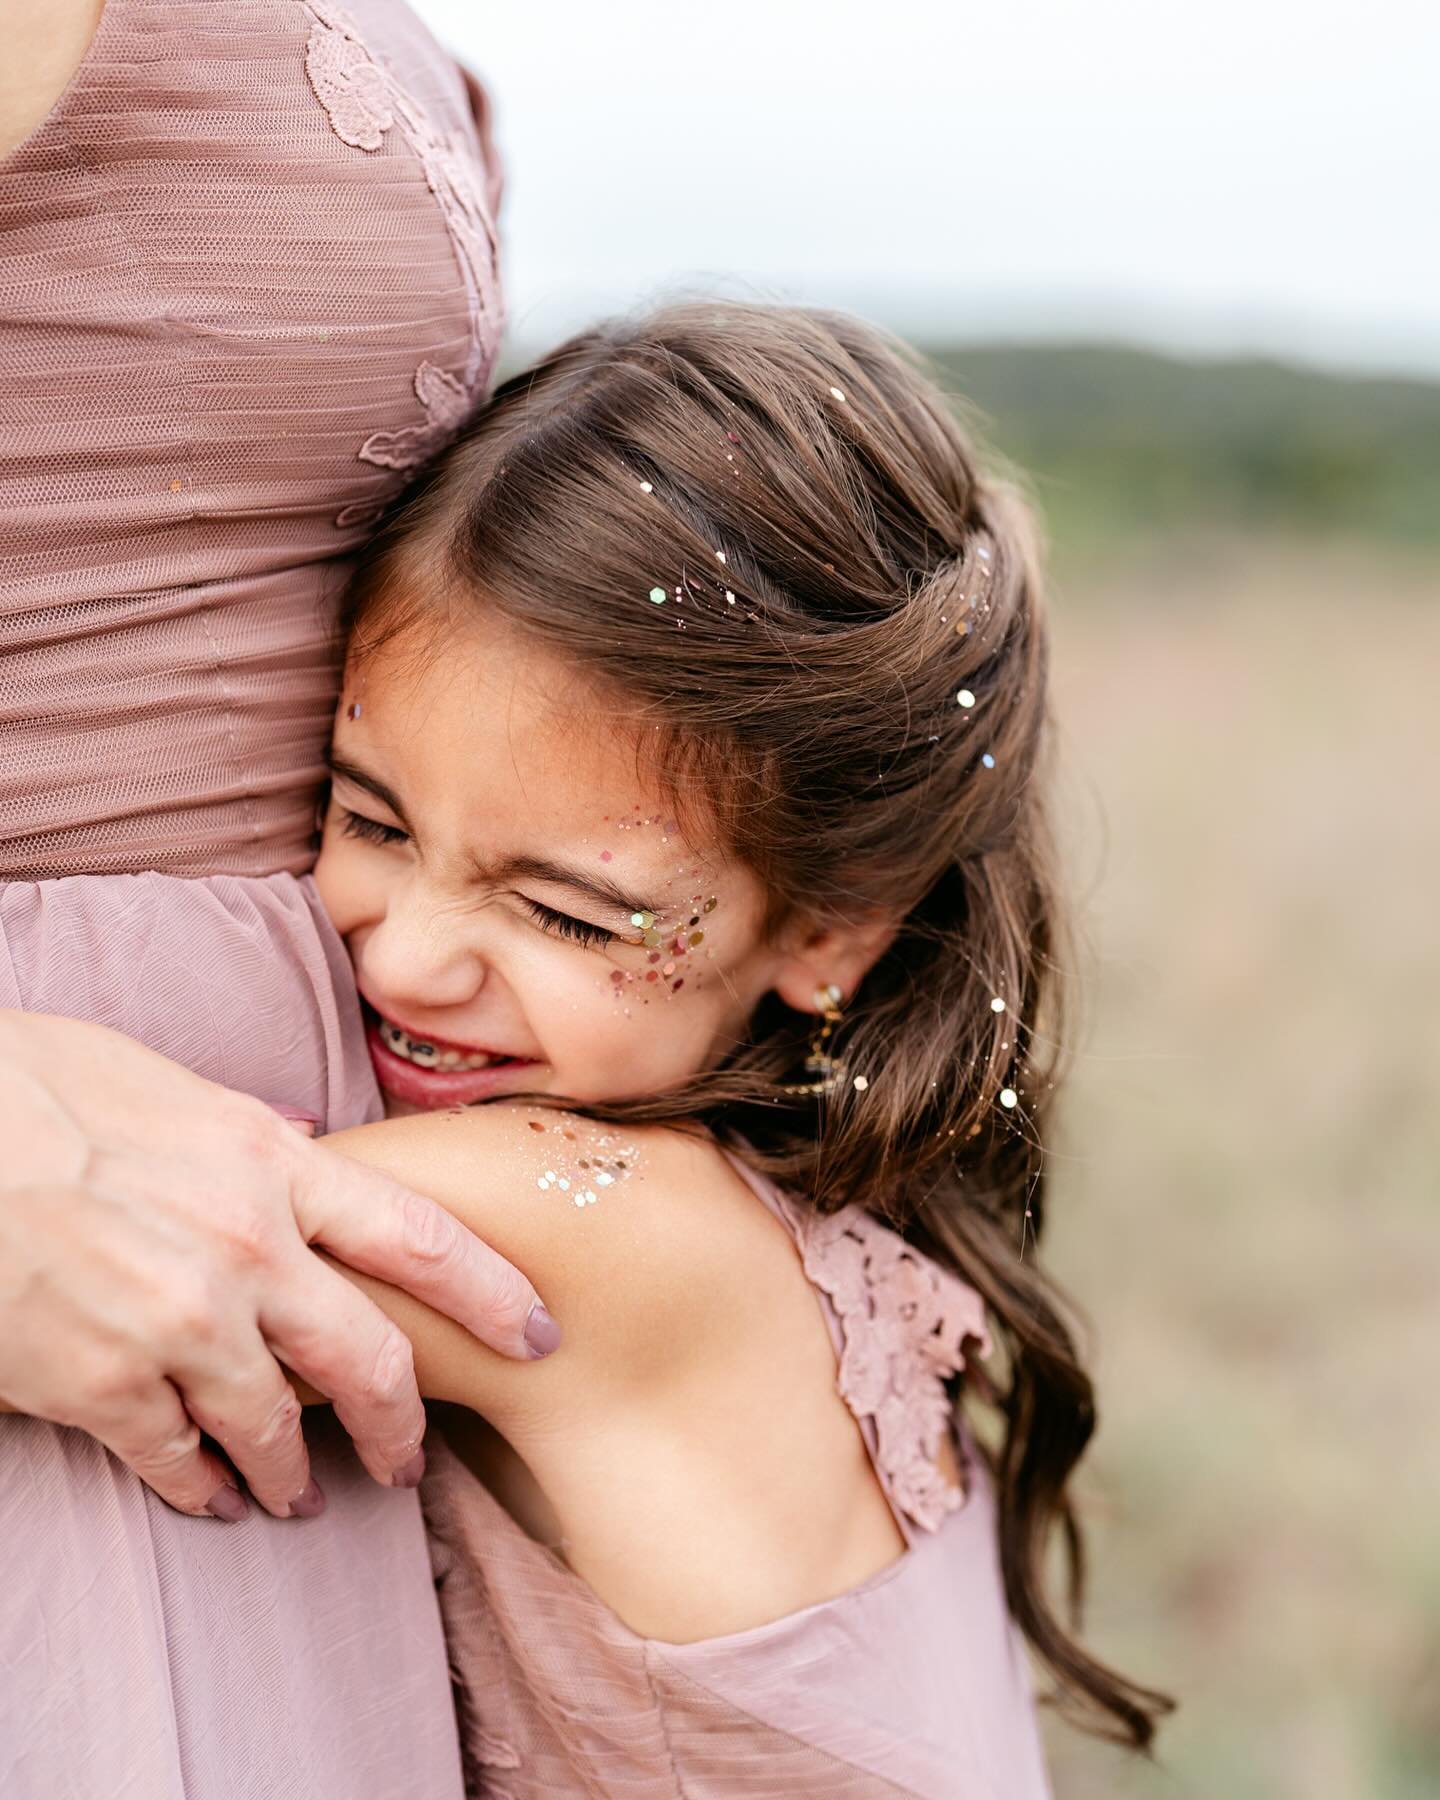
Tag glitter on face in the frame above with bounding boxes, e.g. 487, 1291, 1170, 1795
956, 689, 975, 709
999, 1088, 1018, 1108
346, 701, 362, 720
648, 587, 667, 605
982, 753, 996, 769
990, 997, 1006, 1013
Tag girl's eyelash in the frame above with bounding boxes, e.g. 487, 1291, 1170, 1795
340, 808, 409, 846
523, 899, 614, 949
335, 814, 611, 948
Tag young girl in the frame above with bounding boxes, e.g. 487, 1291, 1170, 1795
300, 299, 1173, 1793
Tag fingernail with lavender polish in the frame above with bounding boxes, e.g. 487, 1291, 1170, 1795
392, 1449, 426, 1488
206, 1484, 249, 1523
523, 1301, 562, 1359
288, 1478, 326, 1519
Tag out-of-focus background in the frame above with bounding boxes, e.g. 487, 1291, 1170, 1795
421, 4, 1439, 1792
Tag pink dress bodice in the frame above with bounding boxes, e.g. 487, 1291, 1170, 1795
0, 0, 502, 878
0, 3, 502, 1794
422, 1157, 1054, 1799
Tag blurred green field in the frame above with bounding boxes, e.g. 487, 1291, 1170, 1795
928, 342, 1440, 1797
1008, 525, 1440, 1795
913, 335, 1440, 1796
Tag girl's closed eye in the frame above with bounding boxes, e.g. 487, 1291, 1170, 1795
522, 898, 614, 950
340, 807, 409, 847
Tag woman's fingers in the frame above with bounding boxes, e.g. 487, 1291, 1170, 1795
0, 1013, 557, 1517
178, 1349, 324, 1520
88, 1377, 247, 1521
293, 1141, 557, 1362
259, 1259, 431, 1489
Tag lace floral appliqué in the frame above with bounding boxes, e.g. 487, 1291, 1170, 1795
301, 0, 502, 496
797, 1207, 992, 1533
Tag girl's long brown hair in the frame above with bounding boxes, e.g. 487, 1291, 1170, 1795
347, 302, 1175, 1750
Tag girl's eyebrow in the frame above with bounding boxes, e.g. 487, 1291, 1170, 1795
331, 752, 666, 920
482, 852, 660, 924
329, 755, 411, 828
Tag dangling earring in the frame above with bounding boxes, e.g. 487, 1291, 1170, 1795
780, 983, 846, 1097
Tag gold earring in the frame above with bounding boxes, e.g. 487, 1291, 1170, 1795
780, 983, 846, 1097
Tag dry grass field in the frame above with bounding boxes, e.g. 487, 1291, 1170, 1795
1033, 535, 1440, 1798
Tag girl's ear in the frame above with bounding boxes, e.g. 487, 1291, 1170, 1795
769, 914, 899, 1015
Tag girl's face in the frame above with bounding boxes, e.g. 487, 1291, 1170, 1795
315, 619, 812, 1114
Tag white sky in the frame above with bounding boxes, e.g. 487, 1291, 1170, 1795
415, 0, 1439, 376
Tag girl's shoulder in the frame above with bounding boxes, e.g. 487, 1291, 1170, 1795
328, 1102, 918, 1639
322, 1101, 828, 1425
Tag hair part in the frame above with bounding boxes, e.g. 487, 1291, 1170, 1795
345, 300, 1175, 1750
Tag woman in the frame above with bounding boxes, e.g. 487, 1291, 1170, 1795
0, 2, 547, 1794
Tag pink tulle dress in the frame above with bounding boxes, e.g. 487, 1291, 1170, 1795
423, 1155, 1055, 1798
0, 2, 502, 1793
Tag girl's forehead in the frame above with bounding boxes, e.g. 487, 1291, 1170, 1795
343, 615, 742, 902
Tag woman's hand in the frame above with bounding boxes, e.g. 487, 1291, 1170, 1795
0, 1010, 559, 1521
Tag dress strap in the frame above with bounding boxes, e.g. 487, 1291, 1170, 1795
719, 1148, 992, 1540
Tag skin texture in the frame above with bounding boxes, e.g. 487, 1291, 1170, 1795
306, 617, 916, 1638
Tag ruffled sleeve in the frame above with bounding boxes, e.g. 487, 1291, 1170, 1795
794, 1206, 992, 1533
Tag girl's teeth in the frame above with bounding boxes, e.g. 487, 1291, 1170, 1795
379, 1019, 500, 1072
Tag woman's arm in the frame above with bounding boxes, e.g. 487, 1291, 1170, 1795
0, 1012, 555, 1518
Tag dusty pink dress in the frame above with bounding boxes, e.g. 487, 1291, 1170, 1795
423, 1157, 1055, 1798
0, 1, 502, 1793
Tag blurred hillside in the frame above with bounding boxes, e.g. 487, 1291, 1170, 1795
927, 343, 1440, 560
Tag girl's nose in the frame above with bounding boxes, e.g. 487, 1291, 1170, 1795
362, 886, 488, 1012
